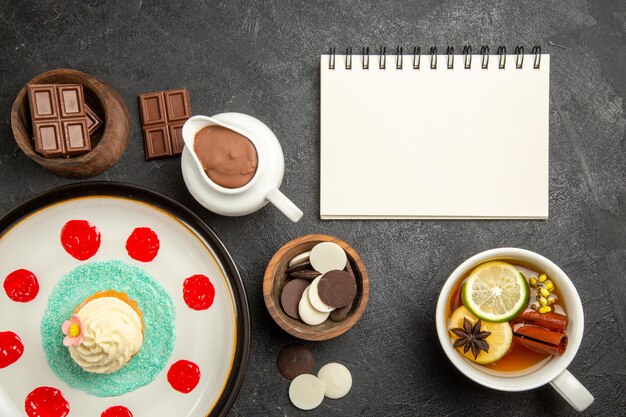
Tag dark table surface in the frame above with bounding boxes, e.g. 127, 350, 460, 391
1, 0, 625, 416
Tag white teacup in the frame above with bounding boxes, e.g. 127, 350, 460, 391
181, 114, 303, 222
435, 248, 594, 412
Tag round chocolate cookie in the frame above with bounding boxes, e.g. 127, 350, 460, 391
329, 303, 352, 322
280, 279, 310, 320
286, 262, 313, 274
277, 343, 316, 380
318, 270, 357, 308
288, 268, 320, 280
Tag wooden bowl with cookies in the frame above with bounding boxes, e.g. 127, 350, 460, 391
11, 68, 130, 178
263, 234, 369, 341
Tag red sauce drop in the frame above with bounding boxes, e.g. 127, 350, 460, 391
101, 406, 133, 417
167, 360, 201, 393
125, 227, 160, 262
183, 274, 216, 310
3, 269, 39, 302
60, 220, 101, 261
24, 387, 69, 417
0, 331, 24, 368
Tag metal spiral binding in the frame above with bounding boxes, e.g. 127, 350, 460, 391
463, 45, 472, 69
446, 46, 454, 69
532, 46, 541, 69
345, 47, 352, 70
429, 47, 437, 69
362, 46, 369, 69
413, 47, 421, 69
328, 45, 543, 70
497, 46, 506, 69
514, 45, 524, 69
480, 46, 489, 69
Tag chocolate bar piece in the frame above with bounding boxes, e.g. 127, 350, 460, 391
138, 88, 191, 160
85, 105, 102, 135
27, 84, 90, 157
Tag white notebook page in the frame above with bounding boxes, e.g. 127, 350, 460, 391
320, 53, 550, 219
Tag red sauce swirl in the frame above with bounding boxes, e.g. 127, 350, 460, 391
183, 274, 215, 310
60, 220, 101, 261
101, 406, 133, 417
3, 269, 39, 302
24, 387, 69, 417
125, 227, 160, 262
167, 360, 201, 393
0, 331, 24, 368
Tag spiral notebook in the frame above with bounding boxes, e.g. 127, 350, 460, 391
320, 47, 550, 219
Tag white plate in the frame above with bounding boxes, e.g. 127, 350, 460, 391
0, 183, 250, 417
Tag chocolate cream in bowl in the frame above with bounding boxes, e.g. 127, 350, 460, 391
193, 125, 258, 189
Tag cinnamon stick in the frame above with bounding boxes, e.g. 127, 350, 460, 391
513, 325, 568, 356
512, 309, 568, 333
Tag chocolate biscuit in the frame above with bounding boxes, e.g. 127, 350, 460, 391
318, 270, 357, 308
289, 269, 320, 280
280, 279, 310, 320
330, 304, 352, 322
277, 343, 316, 380
286, 262, 313, 274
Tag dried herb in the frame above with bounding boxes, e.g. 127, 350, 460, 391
450, 317, 492, 360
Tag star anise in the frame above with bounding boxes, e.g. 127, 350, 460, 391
450, 317, 492, 359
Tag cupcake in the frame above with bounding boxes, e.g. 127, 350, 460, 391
62, 290, 144, 374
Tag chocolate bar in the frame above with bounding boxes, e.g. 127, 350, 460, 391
138, 89, 191, 160
85, 105, 102, 135
27, 84, 91, 157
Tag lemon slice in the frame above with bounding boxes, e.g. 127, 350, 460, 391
449, 306, 512, 365
461, 261, 529, 323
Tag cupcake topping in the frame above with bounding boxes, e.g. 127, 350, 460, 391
61, 315, 83, 347
65, 296, 144, 374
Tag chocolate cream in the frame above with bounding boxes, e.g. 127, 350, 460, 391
193, 125, 258, 188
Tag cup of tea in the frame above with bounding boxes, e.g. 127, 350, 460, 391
181, 113, 303, 222
435, 248, 594, 412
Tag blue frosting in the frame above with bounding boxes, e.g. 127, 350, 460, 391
40, 260, 176, 397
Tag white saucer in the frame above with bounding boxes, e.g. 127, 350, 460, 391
181, 112, 286, 217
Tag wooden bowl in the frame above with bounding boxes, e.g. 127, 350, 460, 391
263, 234, 370, 341
11, 68, 130, 178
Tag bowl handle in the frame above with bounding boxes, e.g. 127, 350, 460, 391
549, 369, 594, 412
266, 187, 303, 223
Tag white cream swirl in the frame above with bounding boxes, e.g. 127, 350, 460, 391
69, 296, 143, 374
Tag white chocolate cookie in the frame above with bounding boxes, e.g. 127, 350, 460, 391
288, 251, 311, 268
318, 362, 352, 399
310, 242, 347, 274
308, 276, 335, 313
298, 287, 330, 325
289, 374, 325, 410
